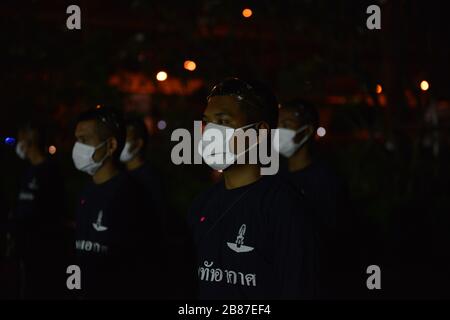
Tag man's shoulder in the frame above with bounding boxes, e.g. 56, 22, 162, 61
187, 181, 223, 223
309, 160, 341, 181
134, 162, 159, 178
116, 172, 146, 200
190, 182, 223, 208
259, 174, 303, 201
84, 172, 141, 202
257, 174, 311, 223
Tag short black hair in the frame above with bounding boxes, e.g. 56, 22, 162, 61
207, 77, 279, 128
125, 116, 149, 156
76, 107, 126, 161
281, 99, 319, 130
18, 121, 47, 151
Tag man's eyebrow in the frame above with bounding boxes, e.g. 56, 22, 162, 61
213, 112, 230, 117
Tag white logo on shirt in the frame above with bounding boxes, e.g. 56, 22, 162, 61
18, 192, 34, 201
75, 240, 108, 253
28, 178, 39, 190
92, 210, 108, 232
227, 224, 254, 253
198, 260, 256, 287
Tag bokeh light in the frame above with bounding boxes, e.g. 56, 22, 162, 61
242, 8, 253, 18
48, 145, 57, 155
157, 120, 167, 130
420, 80, 429, 91
317, 127, 326, 137
4, 137, 16, 146
376, 84, 382, 94
184, 60, 196, 71
156, 71, 168, 81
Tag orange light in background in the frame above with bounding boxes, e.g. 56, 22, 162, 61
184, 60, 196, 71
48, 145, 57, 155
317, 127, 326, 137
242, 8, 253, 18
96, 104, 101, 109
420, 80, 429, 91
376, 84, 382, 94
156, 71, 168, 81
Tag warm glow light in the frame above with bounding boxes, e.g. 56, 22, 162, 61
242, 8, 253, 18
420, 80, 429, 91
184, 60, 196, 71
49, 145, 57, 155
96, 104, 101, 109
156, 71, 168, 81
376, 84, 382, 94
317, 127, 326, 137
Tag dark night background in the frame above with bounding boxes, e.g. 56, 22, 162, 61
1, 0, 449, 299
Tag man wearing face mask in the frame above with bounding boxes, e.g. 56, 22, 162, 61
118, 117, 170, 297
187, 78, 316, 300
120, 117, 164, 222
12, 122, 66, 299
73, 107, 159, 299
276, 100, 352, 298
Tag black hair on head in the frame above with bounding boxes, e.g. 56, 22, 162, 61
76, 106, 126, 161
208, 77, 279, 128
18, 121, 47, 151
124, 116, 149, 154
281, 99, 319, 130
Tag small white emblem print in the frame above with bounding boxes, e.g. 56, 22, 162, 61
92, 210, 108, 232
227, 224, 254, 253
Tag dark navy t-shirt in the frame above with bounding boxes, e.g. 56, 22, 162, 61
14, 160, 65, 253
128, 162, 165, 225
75, 172, 158, 299
283, 160, 351, 298
285, 161, 347, 230
187, 174, 316, 300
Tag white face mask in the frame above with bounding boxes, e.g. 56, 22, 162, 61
119, 142, 139, 163
275, 125, 312, 158
72, 141, 108, 176
15, 141, 27, 160
199, 122, 257, 171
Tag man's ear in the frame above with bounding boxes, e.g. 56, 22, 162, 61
257, 121, 270, 131
256, 121, 270, 143
136, 138, 144, 152
108, 137, 118, 156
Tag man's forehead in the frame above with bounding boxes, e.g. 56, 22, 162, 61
279, 108, 300, 120
205, 96, 239, 114
76, 119, 96, 134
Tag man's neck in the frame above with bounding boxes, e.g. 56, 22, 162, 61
126, 156, 145, 171
223, 164, 261, 190
28, 150, 46, 166
93, 160, 120, 184
288, 147, 312, 172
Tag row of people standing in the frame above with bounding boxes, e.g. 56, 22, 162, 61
5, 77, 352, 299
7, 112, 172, 299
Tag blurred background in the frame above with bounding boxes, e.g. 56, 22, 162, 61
0, 0, 449, 299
